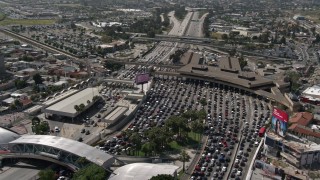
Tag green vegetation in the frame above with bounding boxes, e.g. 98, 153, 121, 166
129, 7, 171, 35
33, 73, 43, 85
150, 174, 175, 180
38, 169, 55, 180
296, 9, 320, 23
0, 13, 6, 21
285, 71, 301, 92
169, 49, 185, 64
174, 6, 187, 20
72, 164, 107, 180
238, 55, 248, 70
32, 119, 50, 135
126, 110, 205, 157
179, 149, 191, 172
15, 79, 27, 89
0, 19, 56, 26
211, 32, 223, 39
203, 11, 213, 37
104, 61, 124, 72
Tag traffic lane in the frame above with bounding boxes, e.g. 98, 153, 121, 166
229, 97, 268, 179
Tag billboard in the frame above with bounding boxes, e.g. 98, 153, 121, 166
135, 73, 150, 84
271, 108, 288, 137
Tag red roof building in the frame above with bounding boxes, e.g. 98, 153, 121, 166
288, 112, 320, 139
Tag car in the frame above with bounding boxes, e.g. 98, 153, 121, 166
254, 141, 259, 146
55, 126, 60, 132
85, 130, 90, 135
222, 166, 227, 172
236, 170, 242, 176
78, 137, 83, 142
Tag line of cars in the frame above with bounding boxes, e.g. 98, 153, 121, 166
228, 99, 271, 179
190, 86, 271, 180
191, 86, 248, 180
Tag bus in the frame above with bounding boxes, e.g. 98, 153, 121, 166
258, 127, 266, 137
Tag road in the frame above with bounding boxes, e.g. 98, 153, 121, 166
0, 161, 48, 180
185, 11, 208, 37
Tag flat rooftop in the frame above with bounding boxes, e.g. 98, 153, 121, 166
109, 163, 179, 180
43, 89, 78, 106
44, 88, 99, 118
219, 56, 241, 72
105, 106, 128, 123
266, 131, 320, 153
302, 85, 320, 98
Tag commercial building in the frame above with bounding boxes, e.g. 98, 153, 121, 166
300, 85, 320, 105
108, 163, 179, 180
43, 88, 99, 118
264, 131, 320, 169
178, 56, 274, 90
288, 112, 320, 142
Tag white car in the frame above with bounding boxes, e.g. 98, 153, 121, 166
236, 171, 242, 176
222, 166, 227, 172
254, 141, 259, 146
54, 126, 60, 132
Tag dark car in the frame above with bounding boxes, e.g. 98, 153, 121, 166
81, 129, 85, 133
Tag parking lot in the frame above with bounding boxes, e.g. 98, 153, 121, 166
96, 77, 271, 170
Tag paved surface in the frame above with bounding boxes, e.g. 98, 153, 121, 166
0, 162, 46, 180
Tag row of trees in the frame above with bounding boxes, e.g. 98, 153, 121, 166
74, 96, 100, 113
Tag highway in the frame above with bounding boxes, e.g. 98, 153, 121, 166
185, 11, 208, 37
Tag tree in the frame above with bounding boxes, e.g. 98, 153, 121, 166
74, 105, 80, 112
14, 99, 23, 109
221, 34, 228, 40
190, 120, 204, 140
33, 73, 43, 85
79, 103, 85, 111
72, 164, 107, 180
129, 133, 142, 155
280, 36, 286, 44
238, 55, 247, 70
229, 49, 236, 56
32, 117, 40, 125
15, 79, 27, 89
38, 169, 55, 180
33, 121, 50, 135
200, 98, 207, 106
179, 149, 191, 172
141, 142, 153, 156
150, 174, 175, 180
